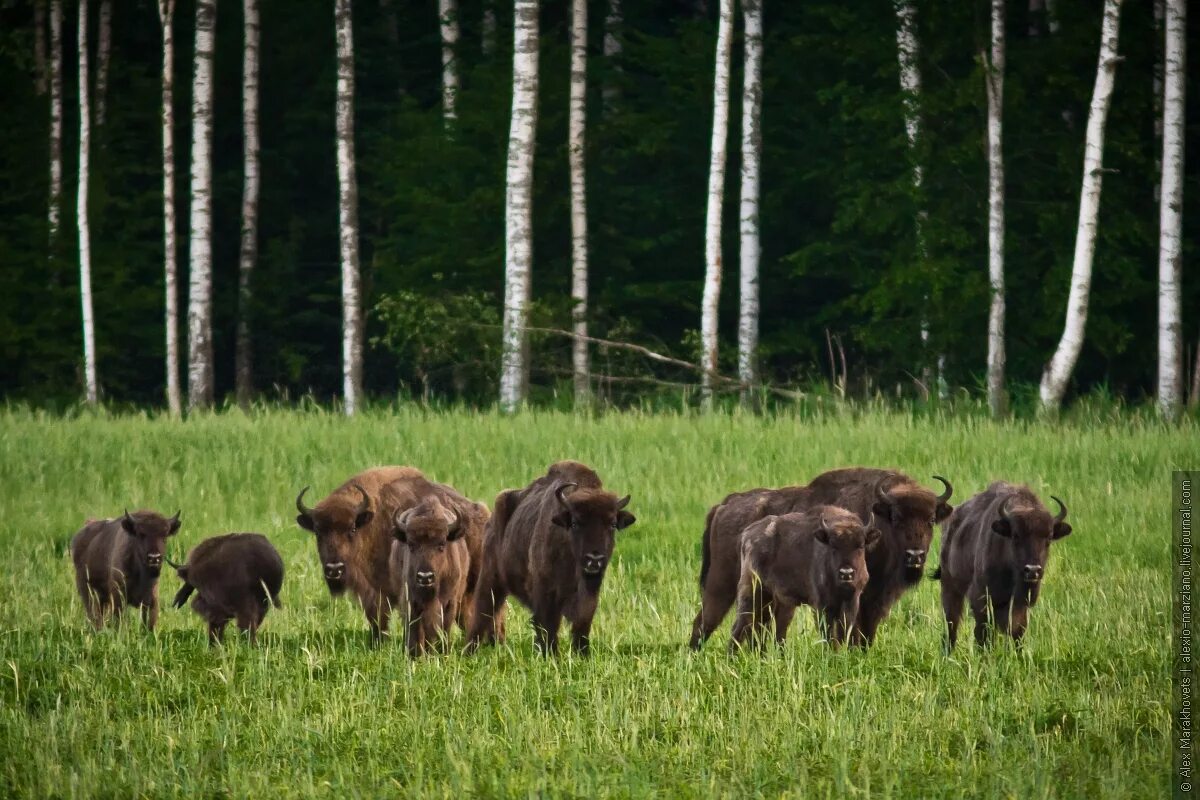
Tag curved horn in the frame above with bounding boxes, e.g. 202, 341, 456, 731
1050, 495, 1068, 525
555, 482, 578, 511
442, 504, 464, 534
170, 509, 181, 524
1000, 496, 1016, 524
351, 483, 370, 517
932, 475, 953, 504
393, 506, 416, 532
296, 487, 315, 518
876, 478, 895, 505
820, 514, 834, 534
864, 511, 875, 530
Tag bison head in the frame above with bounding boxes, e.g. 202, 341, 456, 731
872, 474, 953, 582
813, 508, 881, 594
120, 509, 181, 575
296, 484, 374, 594
991, 495, 1071, 593
393, 498, 465, 601
551, 483, 635, 589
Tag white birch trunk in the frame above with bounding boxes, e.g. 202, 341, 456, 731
482, 0, 497, 57
737, 0, 763, 403
34, 1, 47, 96
569, 0, 590, 406
235, 0, 260, 409
186, 0, 217, 411
48, 0, 63, 251
1157, 0, 1186, 419
985, 0, 1006, 417
159, 0, 181, 417
78, 0, 96, 405
95, 0, 111, 128
439, 0, 459, 126
335, 0, 363, 415
1154, 0, 1164, 200
602, 0, 621, 112
499, 0, 539, 413
1038, 0, 1124, 412
700, 0, 733, 408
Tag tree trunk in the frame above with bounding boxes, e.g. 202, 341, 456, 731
159, 0, 180, 417
187, 0, 217, 411
1157, 0, 1185, 420
48, 0, 63, 252
1190, 326, 1200, 409
439, 0, 459, 126
984, 0, 1006, 418
482, 0, 497, 57
335, 0, 363, 416
700, 0, 733, 409
737, 0, 762, 405
78, 0, 96, 405
1038, 0, 1123, 413
34, 1, 47, 96
569, 0, 590, 407
94, 0, 111, 128
235, 0, 260, 410
602, 0, 621, 113
1154, 0, 1164, 200
499, 0, 539, 414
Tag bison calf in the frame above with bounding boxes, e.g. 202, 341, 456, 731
730, 507, 880, 651
70, 509, 181, 631
171, 533, 284, 645
934, 482, 1072, 651
390, 497, 471, 657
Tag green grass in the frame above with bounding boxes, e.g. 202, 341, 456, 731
0, 406, 1181, 798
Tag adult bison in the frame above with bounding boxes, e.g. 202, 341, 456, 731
730, 507, 880, 652
467, 461, 636, 656
70, 509, 181, 631
170, 533, 284, 645
933, 482, 1071, 651
689, 467, 952, 649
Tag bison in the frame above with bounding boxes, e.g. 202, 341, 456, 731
170, 533, 284, 645
730, 507, 880, 651
933, 482, 1072, 651
689, 467, 952, 649
467, 461, 636, 656
70, 509, 181, 631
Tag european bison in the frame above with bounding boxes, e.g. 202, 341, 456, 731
730, 507, 880, 651
933, 482, 1072, 651
70, 509, 181, 631
170, 533, 284, 645
390, 496, 472, 657
467, 461, 636, 655
689, 467, 952, 649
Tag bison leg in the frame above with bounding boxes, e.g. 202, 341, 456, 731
691, 582, 738, 651
729, 575, 771, 653
970, 592, 993, 649
466, 573, 508, 650
208, 619, 228, 646
940, 584, 965, 653
532, 601, 563, 657
79, 578, 106, 630
141, 586, 160, 631
995, 599, 1028, 649
236, 600, 263, 645
773, 602, 797, 647
406, 608, 427, 658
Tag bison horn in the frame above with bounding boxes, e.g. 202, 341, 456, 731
443, 504, 464, 534
351, 483, 370, 517
820, 514, 834, 534
932, 475, 953, 504
876, 478, 895, 505
863, 511, 875, 530
1050, 495, 1068, 524
394, 506, 415, 532
296, 487, 315, 518
555, 482, 578, 511
1000, 496, 1017, 523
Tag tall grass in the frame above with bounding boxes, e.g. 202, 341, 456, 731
0, 407, 1180, 797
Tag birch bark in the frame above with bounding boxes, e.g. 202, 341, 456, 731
984, 0, 1007, 417
1156, 0, 1185, 419
78, 0, 97, 404
569, 0, 590, 406
335, 0, 363, 415
737, 0, 763, 403
159, 0, 181, 416
186, 0, 217, 410
235, 0, 261, 409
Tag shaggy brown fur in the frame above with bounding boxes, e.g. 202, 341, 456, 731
171, 533, 284, 645
467, 461, 636, 656
730, 507, 880, 651
933, 482, 1071, 651
70, 509, 181, 631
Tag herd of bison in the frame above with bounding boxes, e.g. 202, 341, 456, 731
68, 462, 1073, 655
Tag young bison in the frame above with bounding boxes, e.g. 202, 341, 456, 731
933, 482, 1072, 651
730, 507, 880, 651
467, 461, 636, 656
70, 509, 181, 631
171, 533, 284, 645
390, 497, 471, 657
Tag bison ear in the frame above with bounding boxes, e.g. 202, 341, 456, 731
296, 514, 315, 533
446, 524, 466, 542
354, 510, 374, 531
813, 526, 831, 546
616, 510, 636, 530
935, 502, 954, 523
865, 527, 882, 550
871, 501, 891, 521
168, 510, 182, 536
552, 511, 572, 530
990, 518, 1013, 538
1052, 521, 1072, 540
120, 511, 137, 537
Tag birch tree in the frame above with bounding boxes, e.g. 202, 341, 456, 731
984, 0, 1006, 417
737, 0, 763, 403
187, 0, 217, 411
335, 0, 363, 415
235, 0, 261, 409
34, 1, 47, 96
569, 0, 590, 406
159, 0, 181, 417
1157, 0, 1186, 420
48, 0, 63, 251
700, 0, 733, 409
94, 0, 112, 128
1038, 0, 1124, 413
78, 0, 97, 404
499, 0, 539, 413
439, 0, 459, 126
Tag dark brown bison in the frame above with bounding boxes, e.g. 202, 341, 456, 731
390, 496, 472, 657
70, 509, 181, 631
467, 461, 636, 656
933, 482, 1071, 651
730, 507, 880, 651
689, 467, 952, 649
170, 533, 284, 645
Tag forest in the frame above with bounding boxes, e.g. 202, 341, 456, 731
0, 0, 1195, 415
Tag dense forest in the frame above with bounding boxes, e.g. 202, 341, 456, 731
0, 0, 1195, 413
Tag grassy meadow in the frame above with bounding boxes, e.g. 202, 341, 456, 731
0, 405, 1182, 797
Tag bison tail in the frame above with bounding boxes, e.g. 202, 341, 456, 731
928, 567, 942, 581
698, 505, 717, 588
172, 583, 196, 609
